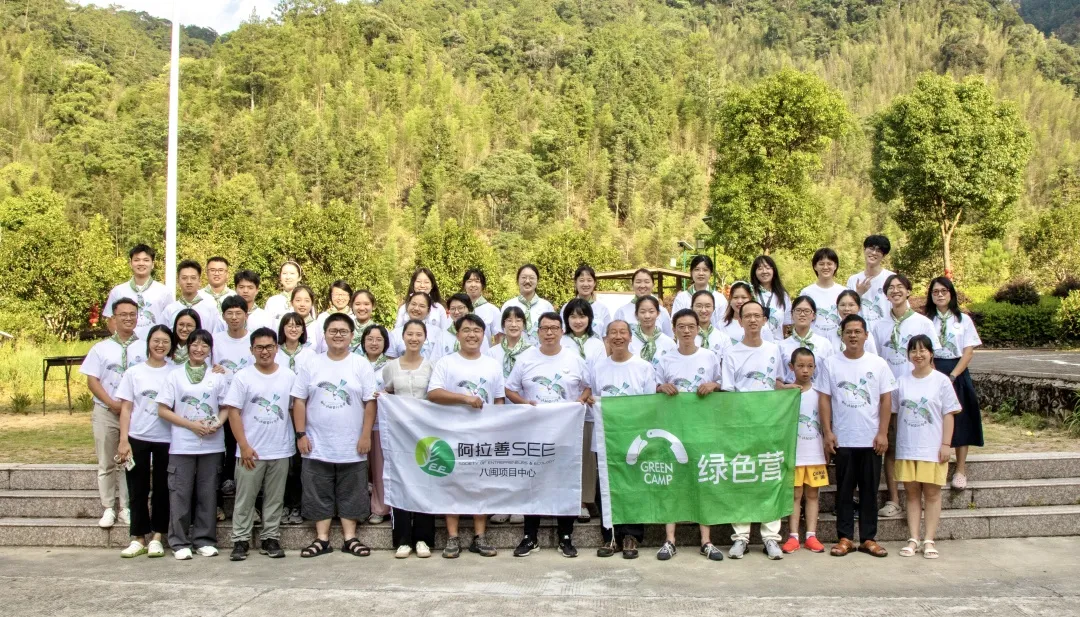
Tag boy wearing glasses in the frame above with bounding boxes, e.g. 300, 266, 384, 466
846, 235, 894, 330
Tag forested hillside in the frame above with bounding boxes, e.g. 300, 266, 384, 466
1, 0, 1079, 337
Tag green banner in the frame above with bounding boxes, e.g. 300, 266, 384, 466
598, 390, 799, 526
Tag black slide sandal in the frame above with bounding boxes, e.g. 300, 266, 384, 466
343, 537, 371, 556
300, 539, 333, 558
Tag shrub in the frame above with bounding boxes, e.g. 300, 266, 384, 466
1056, 290, 1080, 342
1052, 275, 1080, 299
75, 392, 93, 412
992, 279, 1040, 306
969, 296, 1061, 346
959, 284, 995, 305
10, 392, 32, 414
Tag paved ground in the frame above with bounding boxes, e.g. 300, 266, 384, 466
1, 538, 1078, 616
970, 349, 1080, 381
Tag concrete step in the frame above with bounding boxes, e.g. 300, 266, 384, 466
2, 505, 1078, 550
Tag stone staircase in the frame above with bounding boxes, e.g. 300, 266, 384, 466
2, 453, 1079, 551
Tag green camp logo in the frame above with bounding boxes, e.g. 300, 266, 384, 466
416, 436, 456, 477
626, 429, 688, 485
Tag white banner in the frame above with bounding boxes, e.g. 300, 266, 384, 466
379, 395, 585, 515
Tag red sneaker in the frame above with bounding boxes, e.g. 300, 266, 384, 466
805, 535, 825, 553
780, 536, 801, 554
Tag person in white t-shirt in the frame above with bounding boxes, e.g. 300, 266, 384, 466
356, 324, 391, 525
614, 268, 674, 337
315, 279, 353, 330
486, 306, 532, 384
872, 274, 938, 519
81, 297, 148, 529
721, 281, 775, 345
778, 295, 835, 383
288, 285, 325, 354
395, 268, 448, 334
655, 309, 725, 562
750, 255, 792, 341
115, 324, 175, 558
389, 292, 441, 360
781, 348, 828, 555
893, 335, 960, 560
223, 327, 296, 561
590, 320, 654, 559
799, 247, 844, 339
572, 265, 612, 340
169, 309, 201, 366
215, 295, 256, 501
846, 235, 894, 331
433, 293, 491, 360
720, 300, 788, 560
234, 270, 274, 333
275, 312, 316, 526
156, 329, 229, 559
428, 313, 507, 559
691, 289, 732, 359
671, 255, 728, 327
263, 260, 303, 327
349, 290, 379, 348
463, 268, 502, 345
163, 260, 223, 335
506, 312, 592, 559
816, 314, 897, 558
501, 263, 555, 345
291, 313, 378, 558
561, 298, 605, 524
628, 296, 677, 368
199, 256, 236, 311
827, 290, 879, 356
103, 244, 172, 341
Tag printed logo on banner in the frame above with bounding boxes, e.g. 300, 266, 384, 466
625, 429, 689, 486
415, 436, 456, 477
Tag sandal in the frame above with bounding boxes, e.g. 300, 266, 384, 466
830, 538, 856, 557
300, 538, 333, 558
343, 537, 371, 557
858, 539, 888, 558
899, 538, 921, 557
922, 540, 939, 559
950, 473, 967, 490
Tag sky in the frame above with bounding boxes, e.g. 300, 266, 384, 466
75, 0, 279, 34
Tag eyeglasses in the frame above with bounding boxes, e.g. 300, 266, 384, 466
326, 329, 352, 337
931, 289, 950, 296
793, 308, 814, 315
538, 325, 561, 333
253, 344, 277, 353
675, 324, 698, 332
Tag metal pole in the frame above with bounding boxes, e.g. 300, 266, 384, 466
164, 2, 180, 300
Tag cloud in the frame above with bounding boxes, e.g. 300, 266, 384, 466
74, 0, 279, 34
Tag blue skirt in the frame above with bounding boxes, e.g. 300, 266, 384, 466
935, 357, 984, 448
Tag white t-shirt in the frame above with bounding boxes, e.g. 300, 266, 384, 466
628, 330, 677, 369
561, 334, 606, 368
932, 312, 982, 359
263, 293, 293, 328
720, 319, 775, 346
795, 388, 826, 467
847, 269, 895, 330
485, 340, 534, 378
826, 328, 878, 357
103, 280, 172, 341
244, 307, 276, 334
657, 348, 721, 392
672, 289, 728, 328
115, 362, 174, 443
276, 345, 318, 373
754, 288, 792, 342
162, 297, 224, 334
80, 337, 148, 407
211, 331, 255, 390
388, 329, 441, 362
799, 282, 844, 339
501, 296, 556, 345
872, 311, 938, 378
223, 365, 297, 460
585, 301, 612, 341
506, 346, 589, 404
815, 352, 897, 449
158, 369, 228, 455
433, 328, 491, 361
614, 301, 674, 338
290, 353, 378, 464
198, 287, 237, 311
721, 341, 785, 392
589, 354, 657, 451
778, 332, 835, 383
428, 352, 506, 404
695, 326, 733, 359
471, 300, 503, 342
395, 302, 448, 333
893, 371, 961, 463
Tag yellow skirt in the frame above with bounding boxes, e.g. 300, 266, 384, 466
794, 464, 829, 488
894, 459, 948, 486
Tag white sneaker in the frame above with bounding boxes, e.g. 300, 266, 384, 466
117, 508, 130, 525
395, 545, 411, 559
509, 514, 524, 524
415, 541, 432, 558
174, 547, 193, 560
147, 540, 165, 558
120, 540, 147, 558
195, 546, 219, 557
98, 508, 117, 529
489, 514, 510, 524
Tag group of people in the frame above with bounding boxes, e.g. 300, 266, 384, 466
80, 234, 983, 563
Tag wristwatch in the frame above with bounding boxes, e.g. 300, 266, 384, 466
295, 431, 306, 440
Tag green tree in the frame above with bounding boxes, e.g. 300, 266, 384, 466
870, 73, 1032, 274
1021, 165, 1080, 282
414, 218, 508, 303
705, 69, 850, 263
527, 225, 625, 308
463, 149, 562, 233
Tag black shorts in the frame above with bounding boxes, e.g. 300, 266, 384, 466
300, 458, 369, 522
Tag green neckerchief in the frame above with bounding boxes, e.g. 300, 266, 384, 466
202, 286, 231, 309
350, 320, 375, 349
792, 329, 815, 352
632, 324, 660, 362
129, 278, 153, 294
281, 344, 302, 371
698, 325, 715, 350
516, 294, 539, 333
173, 344, 189, 365
369, 354, 389, 372
569, 333, 590, 359
327, 306, 350, 314
501, 337, 532, 377
473, 296, 489, 308
178, 294, 203, 308
890, 307, 916, 350
184, 360, 207, 385
937, 311, 951, 348
303, 313, 315, 326
109, 332, 139, 372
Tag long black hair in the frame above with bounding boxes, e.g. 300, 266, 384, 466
562, 298, 594, 338
407, 268, 442, 307
750, 255, 788, 311
925, 276, 962, 320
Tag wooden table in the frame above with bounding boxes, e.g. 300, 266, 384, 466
42, 355, 86, 414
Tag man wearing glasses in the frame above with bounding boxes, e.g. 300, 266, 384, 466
846, 235, 894, 330
290, 314, 378, 558
222, 328, 296, 561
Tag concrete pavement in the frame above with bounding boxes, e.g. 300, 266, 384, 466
1, 537, 1078, 616
970, 349, 1080, 381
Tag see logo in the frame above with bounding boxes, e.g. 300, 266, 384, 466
415, 436, 456, 477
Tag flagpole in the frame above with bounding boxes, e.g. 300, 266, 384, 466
164, 1, 180, 300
